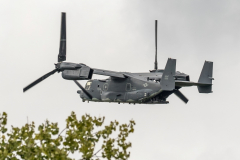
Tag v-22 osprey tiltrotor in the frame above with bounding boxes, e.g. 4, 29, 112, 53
23, 13, 214, 104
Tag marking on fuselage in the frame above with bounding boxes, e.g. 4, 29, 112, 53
143, 83, 148, 87
132, 87, 136, 91
164, 75, 169, 80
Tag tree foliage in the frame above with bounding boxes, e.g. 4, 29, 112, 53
0, 112, 135, 160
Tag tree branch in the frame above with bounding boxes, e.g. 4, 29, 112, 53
93, 148, 103, 156
58, 128, 66, 137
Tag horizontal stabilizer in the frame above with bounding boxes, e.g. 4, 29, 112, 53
175, 81, 211, 87
198, 85, 212, 93
175, 61, 213, 93
160, 58, 176, 91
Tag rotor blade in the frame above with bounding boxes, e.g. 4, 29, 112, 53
174, 90, 189, 104
73, 80, 92, 99
23, 69, 58, 92
154, 20, 158, 70
58, 12, 66, 62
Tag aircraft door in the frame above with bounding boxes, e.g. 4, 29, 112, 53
126, 83, 131, 91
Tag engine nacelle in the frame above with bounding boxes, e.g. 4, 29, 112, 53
58, 62, 83, 70
62, 66, 93, 80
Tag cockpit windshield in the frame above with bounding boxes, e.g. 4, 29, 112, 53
85, 81, 92, 90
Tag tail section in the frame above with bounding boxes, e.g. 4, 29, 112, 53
160, 58, 176, 91
197, 61, 213, 93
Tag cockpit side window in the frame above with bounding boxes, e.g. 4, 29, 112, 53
85, 81, 92, 90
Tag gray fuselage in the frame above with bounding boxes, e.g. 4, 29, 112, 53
78, 70, 189, 104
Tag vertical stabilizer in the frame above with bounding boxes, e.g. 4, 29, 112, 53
198, 61, 213, 93
160, 58, 176, 91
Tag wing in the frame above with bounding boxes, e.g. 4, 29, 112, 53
92, 68, 126, 78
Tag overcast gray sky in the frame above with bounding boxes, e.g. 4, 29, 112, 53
1, 0, 240, 159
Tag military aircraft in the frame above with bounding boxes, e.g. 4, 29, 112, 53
23, 13, 214, 104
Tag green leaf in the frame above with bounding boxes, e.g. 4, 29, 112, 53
0, 111, 135, 160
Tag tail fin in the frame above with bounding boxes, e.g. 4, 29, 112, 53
197, 61, 213, 93
160, 58, 176, 91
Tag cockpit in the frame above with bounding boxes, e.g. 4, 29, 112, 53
85, 81, 92, 90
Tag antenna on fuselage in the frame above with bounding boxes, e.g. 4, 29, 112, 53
154, 20, 158, 70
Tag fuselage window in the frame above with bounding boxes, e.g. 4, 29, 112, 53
85, 81, 92, 90
126, 83, 131, 91
103, 83, 108, 91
